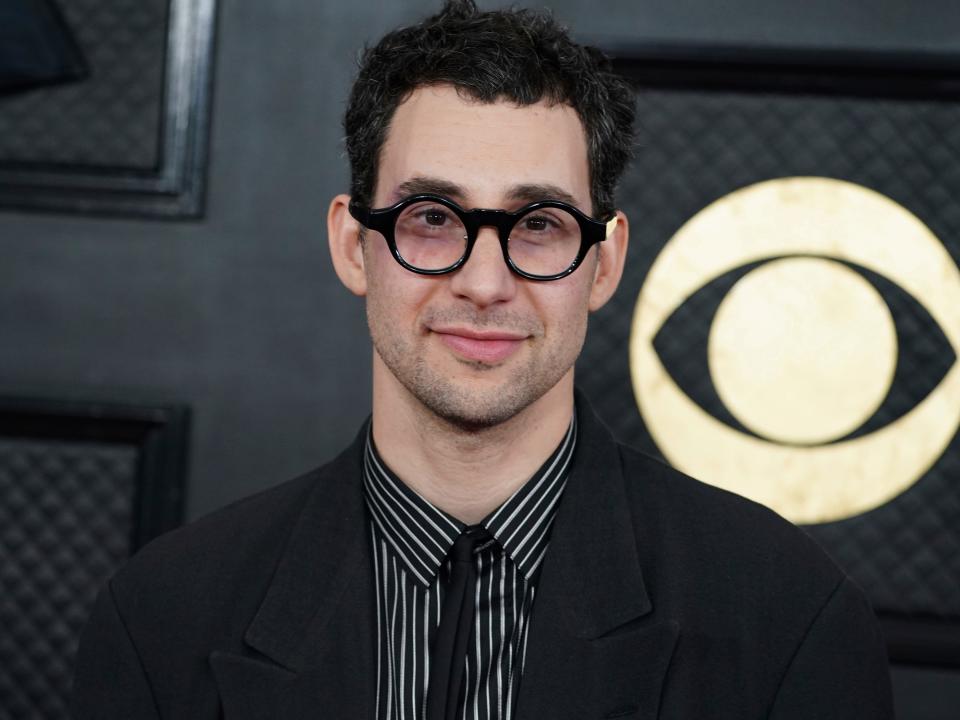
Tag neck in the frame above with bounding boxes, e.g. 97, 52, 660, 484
371, 359, 575, 525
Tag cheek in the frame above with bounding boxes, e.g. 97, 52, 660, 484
364, 240, 405, 301
363, 244, 436, 325
544, 275, 593, 320
536, 280, 593, 351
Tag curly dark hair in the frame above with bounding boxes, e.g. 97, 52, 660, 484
343, 0, 636, 218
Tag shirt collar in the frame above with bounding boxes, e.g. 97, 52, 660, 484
362, 414, 577, 587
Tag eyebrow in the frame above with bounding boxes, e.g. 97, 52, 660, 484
390, 176, 583, 210
393, 177, 467, 203
505, 183, 580, 207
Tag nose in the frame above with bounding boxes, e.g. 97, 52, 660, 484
447, 226, 517, 307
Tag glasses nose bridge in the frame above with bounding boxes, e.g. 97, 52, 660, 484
464, 207, 512, 244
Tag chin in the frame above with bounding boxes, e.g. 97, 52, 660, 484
411, 379, 539, 432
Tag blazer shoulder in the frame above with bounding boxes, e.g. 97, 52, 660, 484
110, 434, 362, 614
75, 438, 367, 711
617, 443, 845, 595
110, 471, 308, 602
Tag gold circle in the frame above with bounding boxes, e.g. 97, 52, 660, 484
709, 257, 897, 445
630, 177, 960, 524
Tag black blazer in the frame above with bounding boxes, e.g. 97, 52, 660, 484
72, 400, 894, 719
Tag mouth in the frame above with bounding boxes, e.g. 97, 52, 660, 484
430, 326, 528, 364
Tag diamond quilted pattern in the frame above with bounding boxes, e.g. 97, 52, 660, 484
807, 447, 960, 616
0, 0, 168, 169
0, 438, 136, 720
578, 89, 960, 619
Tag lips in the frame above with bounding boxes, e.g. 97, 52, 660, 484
432, 327, 527, 364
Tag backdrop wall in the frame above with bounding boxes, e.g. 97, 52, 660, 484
0, 1, 957, 716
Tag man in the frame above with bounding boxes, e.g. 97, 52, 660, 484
72, 2, 894, 718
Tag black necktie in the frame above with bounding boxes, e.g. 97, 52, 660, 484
425, 525, 492, 720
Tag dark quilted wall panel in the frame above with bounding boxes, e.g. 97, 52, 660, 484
0, 0, 168, 170
578, 89, 960, 625
0, 438, 136, 720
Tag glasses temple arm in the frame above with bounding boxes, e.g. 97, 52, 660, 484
604, 215, 618, 239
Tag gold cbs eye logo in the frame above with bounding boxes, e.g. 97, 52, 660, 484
630, 177, 960, 524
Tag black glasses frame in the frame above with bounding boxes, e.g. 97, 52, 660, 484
348, 193, 616, 281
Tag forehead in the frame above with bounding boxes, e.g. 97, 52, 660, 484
375, 85, 591, 208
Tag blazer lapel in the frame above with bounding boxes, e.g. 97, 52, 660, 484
210, 429, 377, 720
516, 398, 678, 720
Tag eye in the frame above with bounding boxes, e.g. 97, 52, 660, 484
420, 207, 450, 226
522, 214, 553, 232
397, 202, 463, 237
513, 208, 578, 241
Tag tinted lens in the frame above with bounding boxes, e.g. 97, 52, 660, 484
507, 207, 581, 276
394, 201, 467, 271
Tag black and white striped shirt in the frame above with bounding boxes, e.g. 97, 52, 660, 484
362, 415, 577, 720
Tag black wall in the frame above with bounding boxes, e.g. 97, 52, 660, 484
1, 0, 958, 715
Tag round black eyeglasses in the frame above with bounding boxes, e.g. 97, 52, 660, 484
348, 194, 618, 281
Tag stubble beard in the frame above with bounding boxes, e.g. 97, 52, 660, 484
368, 303, 586, 432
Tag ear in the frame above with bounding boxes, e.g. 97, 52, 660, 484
327, 193, 367, 297
588, 210, 629, 311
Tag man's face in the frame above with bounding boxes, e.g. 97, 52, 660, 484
353, 85, 618, 429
